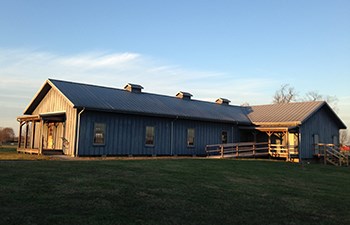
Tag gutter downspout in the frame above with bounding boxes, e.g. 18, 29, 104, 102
75, 107, 85, 157
170, 116, 179, 156
234, 121, 239, 143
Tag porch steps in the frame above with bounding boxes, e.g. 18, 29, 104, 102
315, 143, 349, 166
42, 150, 64, 155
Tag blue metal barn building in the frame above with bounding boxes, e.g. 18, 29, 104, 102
17, 79, 346, 160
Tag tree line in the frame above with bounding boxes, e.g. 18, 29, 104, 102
272, 84, 338, 112
0, 127, 15, 144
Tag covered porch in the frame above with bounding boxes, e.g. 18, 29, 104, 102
239, 125, 300, 161
17, 112, 67, 155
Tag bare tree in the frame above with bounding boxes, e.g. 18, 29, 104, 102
273, 85, 339, 112
340, 130, 349, 146
325, 95, 339, 112
304, 91, 323, 101
303, 90, 339, 112
273, 84, 297, 103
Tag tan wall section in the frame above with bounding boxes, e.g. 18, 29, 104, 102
32, 87, 77, 156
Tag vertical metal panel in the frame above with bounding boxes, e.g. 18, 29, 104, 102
300, 106, 340, 159
77, 111, 239, 156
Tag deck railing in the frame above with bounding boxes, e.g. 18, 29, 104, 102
269, 144, 298, 158
206, 142, 299, 161
205, 142, 269, 158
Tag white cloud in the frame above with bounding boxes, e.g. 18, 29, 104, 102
0, 48, 301, 131
59, 52, 140, 68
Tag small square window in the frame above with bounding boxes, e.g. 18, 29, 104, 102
145, 126, 155, 146
187, 128, 195, 147
93, 123, 106, 145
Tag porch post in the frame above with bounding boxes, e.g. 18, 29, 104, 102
298, 126, 302, 163
18, 122, 23, 149
24, 122, 29, 149
39, 120, 44, 155
267, 131, 272, 155
62, 121, 66, 154
31, 120, 36, 149
286, 130, 290, 161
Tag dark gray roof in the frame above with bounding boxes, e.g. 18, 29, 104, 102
24, 79, 346, 129
246, 101, 346, 128
25, 79, 251, 124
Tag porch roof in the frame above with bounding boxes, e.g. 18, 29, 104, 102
40, 111, 66, 122
239, 126, 298, 133
17, 111, 66, 122
17, 115, 40, 122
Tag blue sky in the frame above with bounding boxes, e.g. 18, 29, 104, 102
0, 0, 349, 133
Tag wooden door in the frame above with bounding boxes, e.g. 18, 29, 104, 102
47, 124, 54, 149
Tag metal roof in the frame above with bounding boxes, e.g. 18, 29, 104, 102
246, 101, 346, 128
43, 79, 251, 124
23, 79, 346, 129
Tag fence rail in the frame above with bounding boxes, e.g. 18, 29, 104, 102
205, 142, 269, 158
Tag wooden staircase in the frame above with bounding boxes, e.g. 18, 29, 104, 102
315, 144, 349, 166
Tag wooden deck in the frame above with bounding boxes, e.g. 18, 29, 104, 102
17, 148, 63, 155
17, 148, 40, 155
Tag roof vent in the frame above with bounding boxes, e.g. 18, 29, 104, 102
176, 91, 192, 100
124, 83, 143, 93
216, 98, 231, 105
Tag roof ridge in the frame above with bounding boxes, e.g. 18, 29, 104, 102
48, 78, 243, 109
251, 101, 325, 107
48, 78, 122, 91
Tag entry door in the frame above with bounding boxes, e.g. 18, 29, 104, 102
288, 133, 298, 154
47, 124, 54, 149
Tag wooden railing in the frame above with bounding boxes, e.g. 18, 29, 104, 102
205, 142, 269, 158
269, 144, 298, 159
315, 143, 349, 166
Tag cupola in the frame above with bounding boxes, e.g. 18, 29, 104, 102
215, 98, 231, 105
176, 91, 193, 100
124, 83, 143, 93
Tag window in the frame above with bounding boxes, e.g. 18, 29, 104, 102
187, 128, 195, 147
93, 123, 106, 145
313, 134, 319, 145
333, 135, 338, 145
145, 126, 155, 146
221, 131, 228, 144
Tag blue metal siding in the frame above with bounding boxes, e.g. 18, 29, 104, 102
77, 110, 238, 156
300, 106, 340, 159
172, 120, 238, 155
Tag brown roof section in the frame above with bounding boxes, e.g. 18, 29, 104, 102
246, 101, 326, 125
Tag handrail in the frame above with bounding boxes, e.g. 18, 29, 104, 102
315, 143, 349, 166
205, 142, 269, 158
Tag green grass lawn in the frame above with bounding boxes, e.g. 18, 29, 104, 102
0, 146, 50, 160
1, 150, 350, 225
